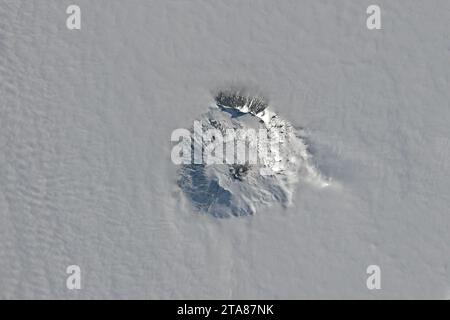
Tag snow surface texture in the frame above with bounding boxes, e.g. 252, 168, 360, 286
1, 0, 450, 299
178, 92, 329, 217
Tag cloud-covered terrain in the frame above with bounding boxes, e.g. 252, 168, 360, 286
1, 0, 450, 299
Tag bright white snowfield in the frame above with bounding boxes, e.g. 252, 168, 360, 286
0, 0, 449, 299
